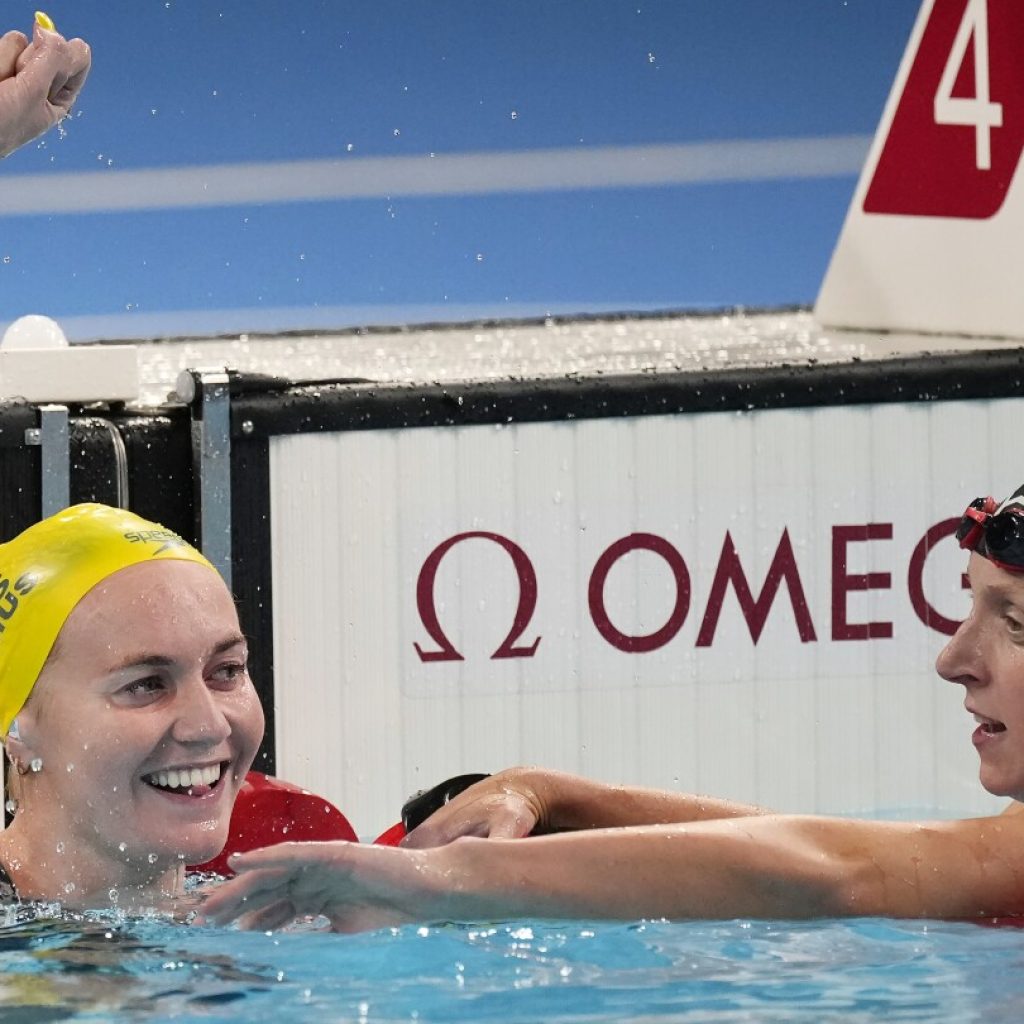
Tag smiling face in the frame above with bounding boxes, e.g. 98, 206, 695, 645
936, 553, 1024, 800
11, 558, 264, 881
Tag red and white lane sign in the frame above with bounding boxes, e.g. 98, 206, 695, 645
816, 0, 1024, 337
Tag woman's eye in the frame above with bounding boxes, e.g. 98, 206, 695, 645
210, 662, 247, 686
1005, 615, 1024, 636
121, 676, 164, 697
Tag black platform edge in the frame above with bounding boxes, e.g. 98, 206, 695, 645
228, 347, 1024, 439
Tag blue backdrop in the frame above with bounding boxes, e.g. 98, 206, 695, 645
0, 1, 919, 340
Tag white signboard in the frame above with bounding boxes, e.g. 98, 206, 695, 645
270, 398, 1014, 837
816, 0, 1024, 338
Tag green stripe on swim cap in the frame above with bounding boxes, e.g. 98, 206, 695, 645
0, 504, 214, 737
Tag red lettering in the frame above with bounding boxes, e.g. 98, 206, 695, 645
908, 518, 964, 636
415, 520, 967, 662
588, 533, 691, 653
414, 531, 541, 662
696, 530, 816, 647
831, 524, 893, 641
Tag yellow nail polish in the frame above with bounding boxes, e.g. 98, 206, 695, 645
34, 10, 55, 32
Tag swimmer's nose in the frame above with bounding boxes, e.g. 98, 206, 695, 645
171, 680, 232, 745
935, 614, 985, 689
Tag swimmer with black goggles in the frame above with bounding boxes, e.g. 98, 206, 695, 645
958, 496, 1024, 570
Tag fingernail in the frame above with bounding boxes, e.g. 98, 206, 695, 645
34, 11, 56, 32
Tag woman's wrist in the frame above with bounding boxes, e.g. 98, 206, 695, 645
427, 837, 501, 919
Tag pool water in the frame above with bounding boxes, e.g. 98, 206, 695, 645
0, 910, 1018, 1023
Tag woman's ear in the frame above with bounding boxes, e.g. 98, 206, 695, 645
4, 712, 39, 773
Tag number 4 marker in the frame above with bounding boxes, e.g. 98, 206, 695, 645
934, 0, 1003, 169
861, 0, 1024, 220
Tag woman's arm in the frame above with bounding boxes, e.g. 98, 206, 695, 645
199, 810, 1024, 932
442, 813, 1024, 921
402, 767, 770, 848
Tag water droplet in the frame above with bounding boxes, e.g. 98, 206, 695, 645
510, 110, 518, 120
65, 763, 74, 773
475, 253, 484, 262
63, 882, 75, 895
118, 842, 127, 852
108, 888, 119, 902
147, 853, 158, 864
2, 256, 10, 265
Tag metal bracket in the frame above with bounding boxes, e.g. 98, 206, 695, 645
24, 404, 70, 516
178, 368, 233, 588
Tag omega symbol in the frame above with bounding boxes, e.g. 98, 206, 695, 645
413, 531, 541, 662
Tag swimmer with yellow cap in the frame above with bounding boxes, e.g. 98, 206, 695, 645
0, 503, 264, 909
0, 504, 215, 738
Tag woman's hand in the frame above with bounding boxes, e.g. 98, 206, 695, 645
400, 769, 547, 848
398, 767, 769, 848
196, 842, 451, 934
0, 22, 91, 158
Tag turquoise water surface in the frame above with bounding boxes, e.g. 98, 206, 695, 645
0, 910, 1017, 1022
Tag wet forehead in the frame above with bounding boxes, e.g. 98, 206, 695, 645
56, 560, 239, 664
969, 553, 1024, 605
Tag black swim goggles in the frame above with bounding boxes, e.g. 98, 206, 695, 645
957, 496, 1024, 571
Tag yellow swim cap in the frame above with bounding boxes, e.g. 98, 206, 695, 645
0, 503, 214, 737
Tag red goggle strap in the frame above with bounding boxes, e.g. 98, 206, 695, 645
959, 508, 988, 551
959, 497, 1000, 551
987, 556, 1024, 575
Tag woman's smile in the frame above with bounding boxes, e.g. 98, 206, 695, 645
141, 761, 227, 795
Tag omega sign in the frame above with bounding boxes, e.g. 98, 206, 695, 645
413, 519, 965, 663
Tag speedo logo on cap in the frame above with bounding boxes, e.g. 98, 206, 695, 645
123, 529, 188, 555
0, 571, 38, 634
